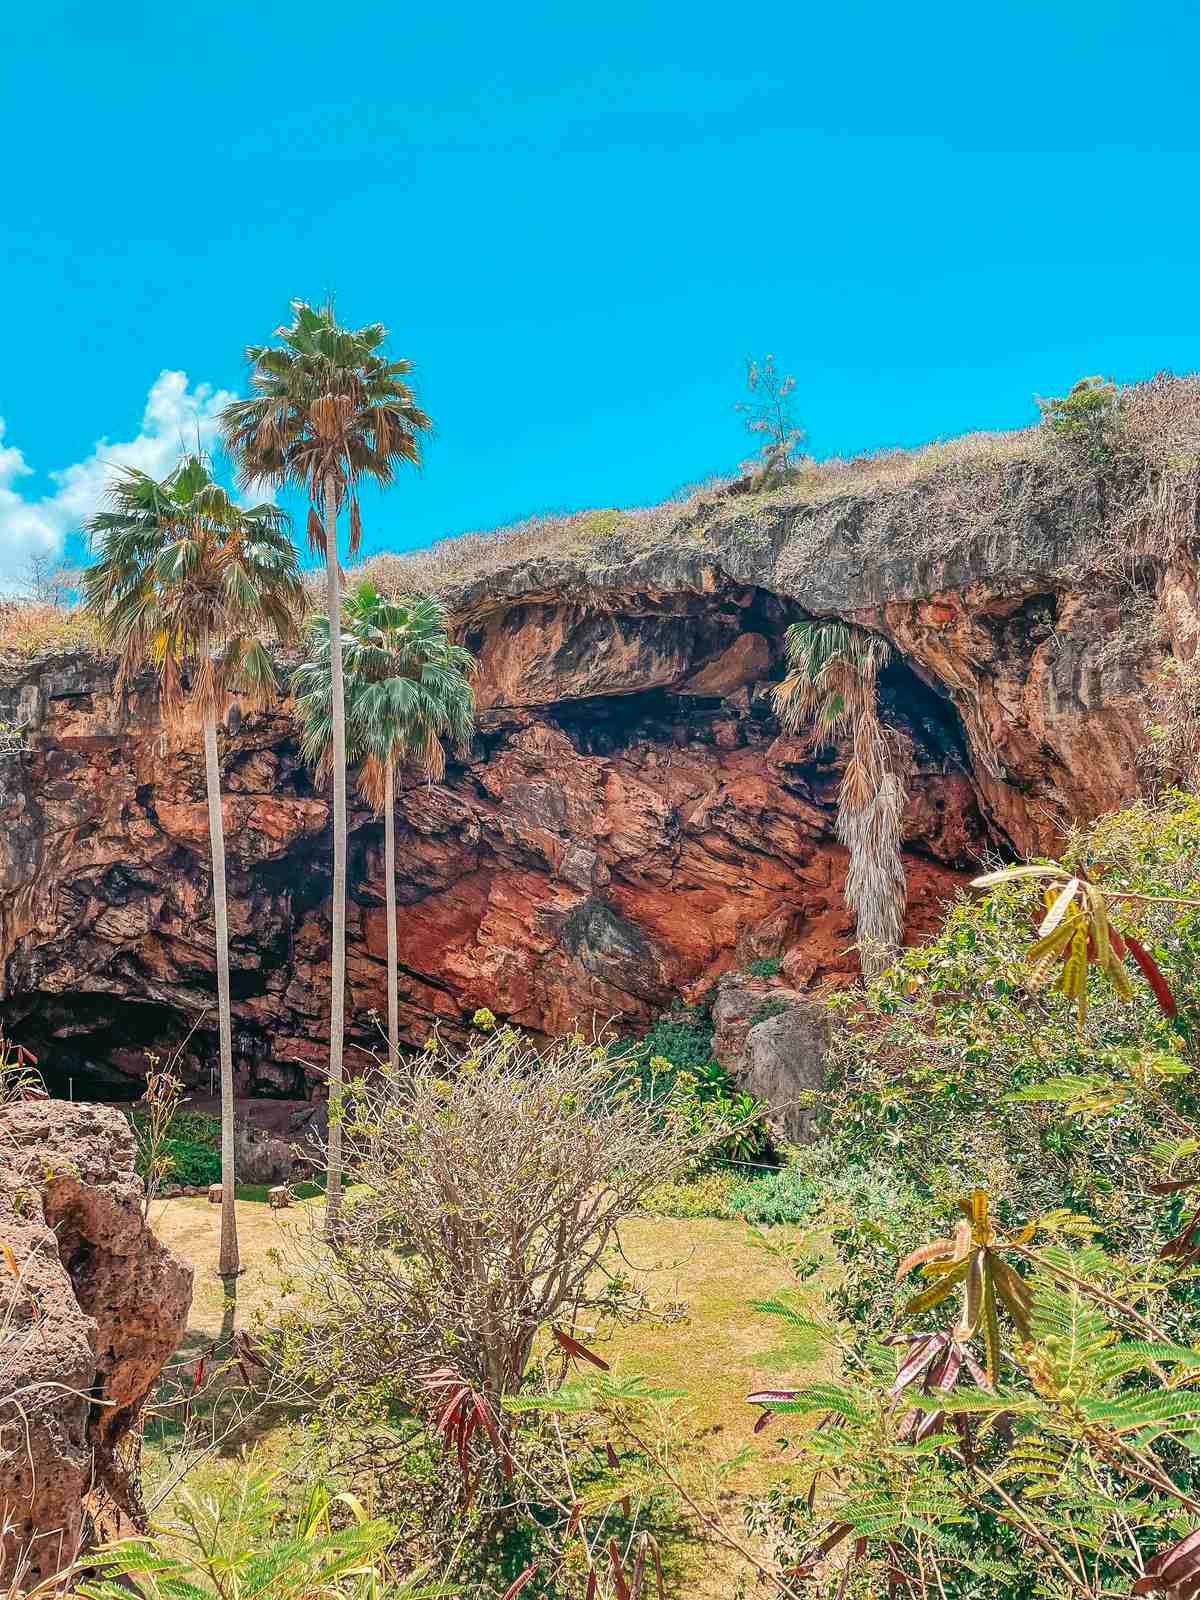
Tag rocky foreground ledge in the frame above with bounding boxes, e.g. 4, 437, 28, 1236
0, 1101, 191, 1589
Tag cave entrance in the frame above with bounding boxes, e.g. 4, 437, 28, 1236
0, 992, 212, 1102
1, 990, 312, 1103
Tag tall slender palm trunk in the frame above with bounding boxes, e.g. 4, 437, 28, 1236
323, 474, 347, 1231
202, 708, 240, 1278
384, 758, 398, 1072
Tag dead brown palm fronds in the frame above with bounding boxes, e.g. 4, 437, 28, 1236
773, 621, 907, 977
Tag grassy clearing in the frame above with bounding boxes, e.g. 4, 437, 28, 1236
150, 1193, 821, 1451
144, 1192, 828, 1592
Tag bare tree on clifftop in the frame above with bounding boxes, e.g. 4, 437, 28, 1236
83, 454, 303, 1276
220, 302, 432, 1230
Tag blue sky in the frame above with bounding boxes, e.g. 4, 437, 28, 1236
2, 0, 1198, 585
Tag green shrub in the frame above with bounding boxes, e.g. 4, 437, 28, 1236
727, 1146, 923, 1228
160, 1137, 221, 1186
643, 1168, 736, 1218
734, 793, 1200, 1596
743, 956, 782, 978
619, 1003, 717, 1078
1037, 373, 1124, 464
127, 1105, 221, 1186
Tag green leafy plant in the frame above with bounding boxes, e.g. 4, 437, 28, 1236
744, 956, 783, 979
1037, 373, 1124, 464
77, 1464, 446, 1599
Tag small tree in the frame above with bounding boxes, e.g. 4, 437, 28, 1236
1036, 374, 1123, 465
735, 354, 805, 488
275, 1025, 727, 1489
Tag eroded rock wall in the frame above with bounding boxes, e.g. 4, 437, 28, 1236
0, 1101, 191, 1588
0, 490, 1178, 1097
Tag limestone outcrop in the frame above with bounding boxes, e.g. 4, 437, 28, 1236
0, 1100, 192, 1588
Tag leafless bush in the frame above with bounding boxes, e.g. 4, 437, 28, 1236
271, 1026, 728, 1492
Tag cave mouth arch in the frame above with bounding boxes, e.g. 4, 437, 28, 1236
0, 991, 307, 1102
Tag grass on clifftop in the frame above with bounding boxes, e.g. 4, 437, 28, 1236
8, 371, 1200, 660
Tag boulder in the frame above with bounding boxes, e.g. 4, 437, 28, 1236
0, 1101, 191, 1589
739, 1000, 831, 1146
234, 1122, 293, 1186
712, 973, 806, 1072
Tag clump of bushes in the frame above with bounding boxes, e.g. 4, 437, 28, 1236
617, 1003, 771, 1166
1037, 372, 1125, 464
267, 1022, 728, 1582
127, 1104, 222, 1188
735, 792, 1200, 1596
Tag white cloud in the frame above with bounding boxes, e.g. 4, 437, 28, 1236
0, 371, 237, 590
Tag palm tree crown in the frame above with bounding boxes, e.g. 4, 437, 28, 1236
293, 580, 475, 798
219, 300, 432, 550
83, 454, 303, 718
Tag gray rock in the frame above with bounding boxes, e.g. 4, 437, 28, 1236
739, 999, 831, 1146
234, 1122, 293, 1185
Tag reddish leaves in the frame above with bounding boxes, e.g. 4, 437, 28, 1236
885, 1329, 989, 1447
1125, 935, 1179, 1018
552, 1327, 611, 1372
746, 1387, 800, 1433
1134, 1527, 1200, 1594
419, 1367, 512, 1499
498, 1566, 539, 1600
1161, 1206, 1200, 1266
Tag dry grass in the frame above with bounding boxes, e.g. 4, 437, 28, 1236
149, 1192, 820, 1459
11, 372, 1200, 663
146, 1193, 826, 1596
337, 372, 1200, 614
0, 600, 103, 661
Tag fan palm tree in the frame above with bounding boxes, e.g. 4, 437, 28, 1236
83, 455, 303, 1275
220, 301, 432, 1225
293, 580, 475, 1070
772, 621, 907, 979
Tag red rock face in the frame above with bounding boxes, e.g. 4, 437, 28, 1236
0, 536, 1161, 1097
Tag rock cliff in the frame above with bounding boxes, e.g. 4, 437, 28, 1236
0, 1100, 191, 1587
0, 452, 1188, 1099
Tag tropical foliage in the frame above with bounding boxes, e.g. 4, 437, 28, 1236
77, 1466, 442, 1599
82, 453, 302, 1272
727, 793, 1200, 1595
221, 300, 432, 1227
